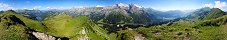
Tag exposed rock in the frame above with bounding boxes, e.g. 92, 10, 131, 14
78, 27, 89, 40
80, 27, 86, 34
134, 33, 144, 40
78, 36, 89, 40
32, 32, 57, 40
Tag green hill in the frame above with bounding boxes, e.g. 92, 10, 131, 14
43, 13, 115, 40
199, 15, 227, 26
186, 8, 226, 21
135, 9, 227, 40
0, 10, 46, 40
136, 20, 227, 40
203, 8, 226, 20
0, 10, 29, 40
186, 7, 211, 21
0, 10, 116, 40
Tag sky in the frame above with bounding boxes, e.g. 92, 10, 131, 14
0, 0, 227, 11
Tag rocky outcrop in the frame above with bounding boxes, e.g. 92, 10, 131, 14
78, 27, 89, 40
134, 33, 144, 40
128, 4, 141, 14
32, 32, 59, 40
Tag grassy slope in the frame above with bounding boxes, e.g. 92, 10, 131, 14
0, 24, 28, 40
15, 14, 46, 32
200, 15, 227, 26
203, 8, 226, 20
43, 13, 81, 37
0, 10, 114, 40
187, 8, 225, 21
0, 10, 29, 40
1, 10, 46, 32
135, 20, 227, 40
43, 13, 114, 40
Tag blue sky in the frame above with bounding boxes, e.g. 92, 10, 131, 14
0, 0, 227, 11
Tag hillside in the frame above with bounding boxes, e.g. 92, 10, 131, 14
0, 10, 115, 40
203, 8, 226, 20
42, 13, 114, 40
186, 8, 226, 21
0, 10, 44, 40
132, 7, 227, 40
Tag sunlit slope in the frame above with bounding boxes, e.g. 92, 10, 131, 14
187, 8, 226, 21
134, 10, 227, 40
200, 15, 227, 26
0, 10, 47, 32
203, 8, 226, 20
15, 13, 47, 32
0, 10, 29, 40
0, 10, 116, 40
43, 13, 115, 40
136, 20, 227, 40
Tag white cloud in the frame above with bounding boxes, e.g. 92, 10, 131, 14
46, 7, 67, 10
46, 7, 58, 9
46, 7, 51, 9
0, 3, 13, 10
23, 8, 27, 9
214, 1, 226, 8
33, 6, 42, 10
73, 6, 87, 8
204, 1, 227, 11
204, 3, 213, 7
95, 5, 103, 7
